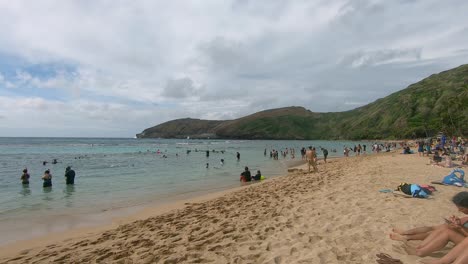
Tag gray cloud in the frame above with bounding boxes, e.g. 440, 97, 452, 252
162, 77, 197, 98
0, 0, 467, 136
340, 48, 422, 68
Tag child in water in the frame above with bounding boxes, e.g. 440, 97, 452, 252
254, 170, 262, 181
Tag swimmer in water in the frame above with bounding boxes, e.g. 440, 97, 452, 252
42, 169, 52, 188
21, 169, 30, 185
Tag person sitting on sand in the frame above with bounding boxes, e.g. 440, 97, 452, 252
439, 153, 454, 168
42, 169, 52, 188
403, 145, 412, 154
420, 236, 468, 264
431, 150, 443, 164
390, 192, 468, 257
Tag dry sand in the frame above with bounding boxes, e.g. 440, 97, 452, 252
0, 152, 466, 263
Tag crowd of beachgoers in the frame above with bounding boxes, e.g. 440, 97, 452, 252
2, 135, 468, 263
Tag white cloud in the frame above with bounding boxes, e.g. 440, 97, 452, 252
0, 0, 467, 136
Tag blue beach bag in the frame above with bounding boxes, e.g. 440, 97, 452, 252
442, 169, 465, 186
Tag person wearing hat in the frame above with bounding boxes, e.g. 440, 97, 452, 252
65, 166, 75, 185
20, 169, 30, 185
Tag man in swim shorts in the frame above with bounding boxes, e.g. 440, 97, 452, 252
306, 147, 318, 173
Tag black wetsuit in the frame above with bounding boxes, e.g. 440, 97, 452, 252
65, 169, 75, 185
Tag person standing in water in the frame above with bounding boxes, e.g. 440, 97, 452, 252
42, 169, 52, 188
64, 166, 75, 185
236, 152, 240, 161
21, 169, 30, 185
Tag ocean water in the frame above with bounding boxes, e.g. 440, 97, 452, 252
0, 137, 371, 245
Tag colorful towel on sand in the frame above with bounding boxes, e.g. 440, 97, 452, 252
395, 183, 434, 198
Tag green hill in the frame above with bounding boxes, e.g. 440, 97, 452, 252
137, 64, 468, 139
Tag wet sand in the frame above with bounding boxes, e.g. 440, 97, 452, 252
0, 152, 464, 263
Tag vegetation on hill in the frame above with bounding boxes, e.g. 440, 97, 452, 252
137, 65, 468, 139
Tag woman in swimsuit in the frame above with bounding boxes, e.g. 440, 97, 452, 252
42, 169, 52, 188
390, 192, 468, 258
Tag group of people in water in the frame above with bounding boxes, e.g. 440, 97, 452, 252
239, 166, 264, 182
20, 166, 76, 188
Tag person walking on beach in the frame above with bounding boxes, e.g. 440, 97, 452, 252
64, 166, 75, 185
306, 147, 318, 173
321, 147, 329, 163
417, 140, 424, 157
20, 169, 30, 185
42, 169, 52, 188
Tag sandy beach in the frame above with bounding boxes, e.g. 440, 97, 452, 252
1, 152, 466, 263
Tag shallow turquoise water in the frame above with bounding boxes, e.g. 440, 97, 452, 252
0, 137, 371, 244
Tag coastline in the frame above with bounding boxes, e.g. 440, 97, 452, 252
2, 152, 464, 263
0, 158, 305, 254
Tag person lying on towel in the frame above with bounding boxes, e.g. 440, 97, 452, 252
395, 183, 435, 198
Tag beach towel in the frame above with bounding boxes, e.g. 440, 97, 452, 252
442, 169, 465, 186
396, 183, 429, 198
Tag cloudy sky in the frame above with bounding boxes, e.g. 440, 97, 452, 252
0, 0, 467, 137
